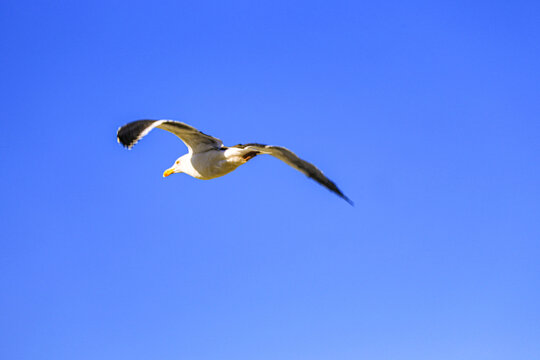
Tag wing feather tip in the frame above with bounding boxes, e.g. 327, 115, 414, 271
342, 195, 354, 206
117, 135, 135, 149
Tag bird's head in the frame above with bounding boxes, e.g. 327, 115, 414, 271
163, 157, 184, 177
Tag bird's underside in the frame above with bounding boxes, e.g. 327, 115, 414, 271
117, 119, 353, 205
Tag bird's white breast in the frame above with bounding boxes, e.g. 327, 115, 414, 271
184, 149, 242, 180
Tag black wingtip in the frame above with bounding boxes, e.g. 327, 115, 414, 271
342, 196, 354, 206
116, 119, 157, 149
326, 181, 354, 206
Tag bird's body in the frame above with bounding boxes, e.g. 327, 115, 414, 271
117, 119, 352, 204
180, 147, 247, 180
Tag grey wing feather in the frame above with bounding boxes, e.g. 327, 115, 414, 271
117, 119, 223, 153
236, 143, 353, 205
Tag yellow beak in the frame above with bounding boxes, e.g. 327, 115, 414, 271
163, 168, 174, 177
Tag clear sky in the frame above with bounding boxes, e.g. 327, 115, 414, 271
1, 1, 539, 359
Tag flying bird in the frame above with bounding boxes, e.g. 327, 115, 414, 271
117, 119, 352, 205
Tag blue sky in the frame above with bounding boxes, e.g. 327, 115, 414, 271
1, 1, 539, 359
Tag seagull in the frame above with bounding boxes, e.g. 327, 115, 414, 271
117, 119, 353, 205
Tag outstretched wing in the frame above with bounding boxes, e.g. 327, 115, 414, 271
234, 143, 353, 205
117, 119, 223, 153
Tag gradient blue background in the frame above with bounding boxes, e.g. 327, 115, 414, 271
1, 1, 539, 359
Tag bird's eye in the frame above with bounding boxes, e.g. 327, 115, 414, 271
176, 160, 180, 164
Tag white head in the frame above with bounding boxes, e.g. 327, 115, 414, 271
163, 156, 185, 177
